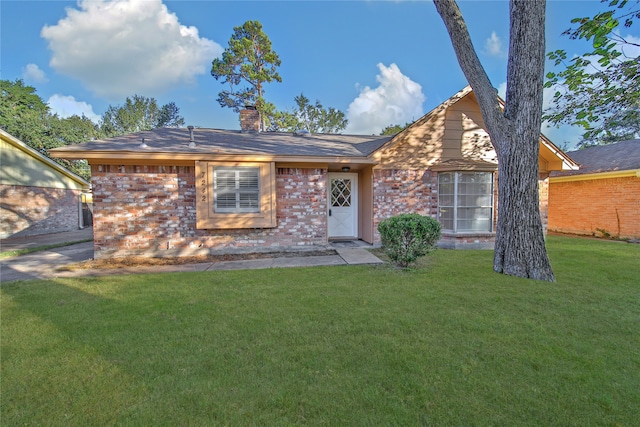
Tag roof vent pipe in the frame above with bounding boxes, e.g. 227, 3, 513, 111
187, 125, 196, 147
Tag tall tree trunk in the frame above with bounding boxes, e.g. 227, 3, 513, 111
434, 0, 555, 281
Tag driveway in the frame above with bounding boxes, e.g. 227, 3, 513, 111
0, 241, 94, 282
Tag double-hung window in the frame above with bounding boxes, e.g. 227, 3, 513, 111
195, 161, 276, 229
438, 172, 494, 233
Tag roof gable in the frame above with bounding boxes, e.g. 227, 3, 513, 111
375, 86, 577, 172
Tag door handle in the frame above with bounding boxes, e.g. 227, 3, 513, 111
329, 209, 332, 216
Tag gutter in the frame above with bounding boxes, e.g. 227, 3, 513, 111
550, 169, 640, 183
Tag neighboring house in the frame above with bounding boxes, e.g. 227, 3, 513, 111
0, 128, 91, 238
548, 139, 640, 240
51, 87, 576, 259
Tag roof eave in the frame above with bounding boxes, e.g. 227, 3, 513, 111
49, 149, 379, 166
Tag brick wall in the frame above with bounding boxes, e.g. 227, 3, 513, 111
91, 164, 328, 258
371, 169, 549, 249
549, 175, 640, 239
372, 169, 439, 244
0, 185, 82, 238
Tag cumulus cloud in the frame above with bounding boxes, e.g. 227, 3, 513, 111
484, 32, 505, 57
48, 94, 101, 122
345, 63, 425, 135
22, 63, 49, 83
41, 0, 222, 99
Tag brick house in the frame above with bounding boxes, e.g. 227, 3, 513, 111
51, 87, 576, 259
549, 139, 640, 240
1, 129, 91, 238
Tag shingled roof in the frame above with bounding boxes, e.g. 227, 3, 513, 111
51, 127, 393, 160
551, 139, 640, 177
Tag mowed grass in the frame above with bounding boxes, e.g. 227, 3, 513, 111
1, 236, 639, 426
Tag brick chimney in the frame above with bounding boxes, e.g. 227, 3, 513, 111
240, 106, 261, 133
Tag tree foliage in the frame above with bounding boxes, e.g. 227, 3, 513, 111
100, 95, 184, 137
211, 20, 282, 130
380, 122, 413, 136
434, 0, 555, 281
0, 79, 51, 148
268, 94, 347, 133
544, 0, 640, 147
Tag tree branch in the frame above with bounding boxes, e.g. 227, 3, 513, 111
433, 0, 507, 150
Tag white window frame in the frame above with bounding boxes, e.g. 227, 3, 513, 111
438, 171, 494, 233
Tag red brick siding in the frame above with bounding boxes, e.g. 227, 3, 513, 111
371, 170, 548, 249
372, 169, 439, 243
91, 164, 327, 258
0, 184, 82, 238
549, 176, 640, 239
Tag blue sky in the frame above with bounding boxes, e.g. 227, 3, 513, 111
2, 0, 635, 149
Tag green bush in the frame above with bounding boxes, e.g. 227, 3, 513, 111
378, 213, 442, 268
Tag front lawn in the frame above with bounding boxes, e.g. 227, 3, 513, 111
2, 236, 639, 425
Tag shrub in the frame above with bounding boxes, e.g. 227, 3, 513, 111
377, 213, 442, 268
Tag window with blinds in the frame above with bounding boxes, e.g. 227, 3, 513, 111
195, 161, 276, 229
213, 167, 260, 213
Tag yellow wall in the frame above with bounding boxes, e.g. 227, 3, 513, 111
0, 138, 87, 190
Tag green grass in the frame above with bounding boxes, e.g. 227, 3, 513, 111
1, 236, 639, 426
0, 239, 93, 259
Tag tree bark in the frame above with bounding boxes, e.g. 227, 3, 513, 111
434, 0, 555, 281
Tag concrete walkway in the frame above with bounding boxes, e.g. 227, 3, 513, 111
0, 229, 383, 283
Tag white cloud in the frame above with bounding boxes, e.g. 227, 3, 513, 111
497, 81, 507, 100
41, 0, 222, 99
619, 34, 640, 59
22, 63, 49, 83
48, 94, 101, 123
484, 32, 504, 57
345, 63, 425, 135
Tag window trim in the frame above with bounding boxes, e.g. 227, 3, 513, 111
438, 171, 494, 234
195, 161, 276, 229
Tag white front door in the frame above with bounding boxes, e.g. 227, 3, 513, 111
328, 173, 358, 238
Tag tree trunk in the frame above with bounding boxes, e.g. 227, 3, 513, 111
434, 0, 555, 281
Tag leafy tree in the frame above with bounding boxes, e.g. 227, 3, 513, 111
157, 102, 185, 128
380, 122, 413, 135
268, 93, 348, 133
434, 0, 555, 281
0, 79, 52, 149
544, 0, 640, 147
211, 20, 282, 131
100, 95, 184, 137
51, 114, 101, 146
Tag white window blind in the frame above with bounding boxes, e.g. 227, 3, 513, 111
214, 167, 260, 213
